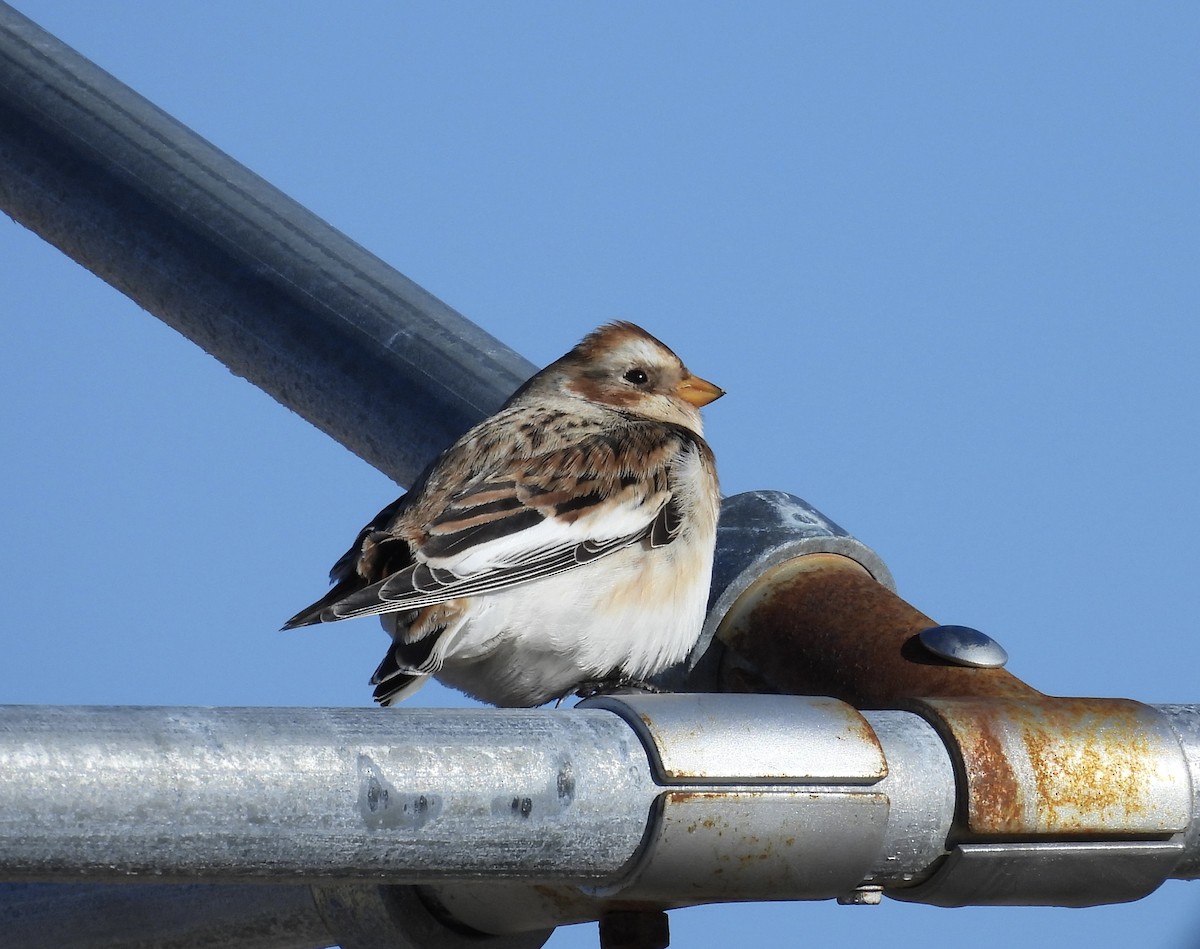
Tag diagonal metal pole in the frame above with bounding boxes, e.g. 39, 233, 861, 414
0, 0, 534, 489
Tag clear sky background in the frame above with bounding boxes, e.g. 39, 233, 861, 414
3, 3, 1198, 947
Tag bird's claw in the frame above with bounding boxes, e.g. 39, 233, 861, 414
569, 677, 668, 702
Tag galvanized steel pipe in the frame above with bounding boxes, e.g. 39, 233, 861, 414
0, 694, 954, 946
0, 697, 941, 890
0, 2, 534, 489
0, 705, 654, 883
1, 695, 1199, 945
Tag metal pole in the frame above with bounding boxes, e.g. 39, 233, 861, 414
0, 693, 947, 947
0, 694, 1198, 943
0, 698, 926, 889
0, 1, 534, 489
0, 705, 654, 883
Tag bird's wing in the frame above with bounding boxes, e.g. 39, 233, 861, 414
281, 492, 419, 629
311, 424, 702, 623
327, 493, 414, 584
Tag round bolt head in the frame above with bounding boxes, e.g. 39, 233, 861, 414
918, 625, 1009, 668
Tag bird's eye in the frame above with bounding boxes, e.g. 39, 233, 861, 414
623, 368, 649, 386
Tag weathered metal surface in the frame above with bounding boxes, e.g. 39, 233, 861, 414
421, 882, 644, 936
675, 491, 895, 693
0, 705, 655, 883
890, 840, 1186, 907
580, 695, 891, 904
583, 693, 886, 784
714, 552, 1040, 705
614, 790, 889, 903
705, 491, 895, 611
858, 711, 956, 885
914, 697, 1192, 836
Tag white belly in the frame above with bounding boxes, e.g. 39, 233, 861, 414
434, 531, 713, 707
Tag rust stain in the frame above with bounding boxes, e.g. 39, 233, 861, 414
716, 554, 1040, 706
920, 697, 1170, 835
1020, 698, 1155, 831
737, 848, 773, 869
702, 555, 1187, 841
668, 791, 724, 805
958, 702, 1022, 832
709, 553, 1183, 839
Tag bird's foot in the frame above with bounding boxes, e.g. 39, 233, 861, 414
571, 677, 667, 701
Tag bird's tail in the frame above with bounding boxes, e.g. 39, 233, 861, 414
281, 580, 357, 630
370, 638, 435, 705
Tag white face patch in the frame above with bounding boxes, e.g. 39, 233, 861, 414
617, 337, 679, 375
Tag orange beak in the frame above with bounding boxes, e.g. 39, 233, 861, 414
676, 373, 725, 407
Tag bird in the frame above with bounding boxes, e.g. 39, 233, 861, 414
283, 321, 723, 707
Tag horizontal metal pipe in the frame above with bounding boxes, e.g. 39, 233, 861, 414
0, 696, 953, 946
1, 697, 1198, 945
0, 698, 942, 891
0, 705, 655, 884
0, 2, 534, 488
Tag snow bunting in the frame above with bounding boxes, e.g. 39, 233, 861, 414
284, 321, 723, 707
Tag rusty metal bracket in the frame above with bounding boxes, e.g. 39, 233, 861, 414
580, 694, 893, 904
713, 549, 1037, 703
697, 492, 1036, 704
696, 491, 1199, 908
911, 697, 1191, 838
890, 696, 1193, 907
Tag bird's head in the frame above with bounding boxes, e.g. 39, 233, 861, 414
546, 321, 724, 433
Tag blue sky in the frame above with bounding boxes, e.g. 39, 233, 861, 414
3, 3, 1199, 947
